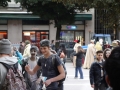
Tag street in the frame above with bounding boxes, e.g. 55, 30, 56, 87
64, 62, 93, 90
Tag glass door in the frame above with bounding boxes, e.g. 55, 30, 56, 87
75, 31, 84, 45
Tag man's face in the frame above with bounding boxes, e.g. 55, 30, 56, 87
97, 53, 103, 60
40, 46, 50, 55
30, 49, 37, 56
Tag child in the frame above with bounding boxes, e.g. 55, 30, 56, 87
90, 50, 107, 90
74, 46, 84, 79
23, 46, 41, 90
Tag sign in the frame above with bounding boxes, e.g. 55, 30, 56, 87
66, 25, 77, 30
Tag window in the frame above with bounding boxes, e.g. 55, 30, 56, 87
0, 31, 7, 39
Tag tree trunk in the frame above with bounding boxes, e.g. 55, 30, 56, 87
55, 25, 61, 51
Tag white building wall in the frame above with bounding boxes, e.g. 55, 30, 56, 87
8, 20, 22, 43
84, 8, 95, 45
49, 20, 57, 42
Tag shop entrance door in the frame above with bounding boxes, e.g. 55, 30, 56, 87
75, 31, 85, 45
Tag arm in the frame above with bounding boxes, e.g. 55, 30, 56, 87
25, 64, 40, 75
74, 52, 80, 56
89, 63, 94, 86
16, 51, 23, 60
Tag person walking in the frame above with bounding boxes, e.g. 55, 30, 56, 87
83, 40, 96, 69
74, 46, 84, 79
73, 40, 81, 67
90, 50, 107, 90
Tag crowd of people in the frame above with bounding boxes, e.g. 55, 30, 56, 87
72, 39, 120, 90
0, 39, 67, 90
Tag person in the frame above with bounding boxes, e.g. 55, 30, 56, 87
104, 47, 120, 90
95, 41, 102, 51
51, 40, 55, 50
25, 39, 65, 90
0, 39, 22, 89
103, 48, 111, 60
19, 41, 25, 55
73, 40, 81, 67
22, 46, 42, 90
89, 50, 107, 90
74, 46, 84, 79
83, 40, 96, 69
57, 44, 67, 64
23, 40, 31, 58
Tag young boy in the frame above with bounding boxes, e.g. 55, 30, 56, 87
89, 50, 107, 90
25, 39, 65, 90
23, 46, 41, 90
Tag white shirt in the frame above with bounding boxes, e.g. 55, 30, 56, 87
28, 59, 38, 82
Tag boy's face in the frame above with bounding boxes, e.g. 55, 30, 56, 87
30, 49, 37, 56
40, 46, 50, 55
97, 53, 103, 61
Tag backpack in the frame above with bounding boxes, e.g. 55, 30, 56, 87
1, 62, 26, 90
51, 54, 67, 82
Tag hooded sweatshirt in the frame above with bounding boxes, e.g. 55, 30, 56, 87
0, 56, 22, 88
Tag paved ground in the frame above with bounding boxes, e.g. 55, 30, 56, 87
64, 62, 93, 90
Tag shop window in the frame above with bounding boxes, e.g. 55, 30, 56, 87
60, 31, 74, 40
0, 31, 7, 39
23, 31, 35, 43
22, 20, 49, 25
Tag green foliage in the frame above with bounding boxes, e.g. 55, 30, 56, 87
0, 0, 11, 7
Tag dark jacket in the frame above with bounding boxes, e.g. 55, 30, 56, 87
19, 45, 25, 55
89, 60, 107, 86
74, 52, 84, 67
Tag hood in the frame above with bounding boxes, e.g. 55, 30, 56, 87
0, 56, 18, 65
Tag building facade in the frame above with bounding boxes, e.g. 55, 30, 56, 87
0, 0, 94, 45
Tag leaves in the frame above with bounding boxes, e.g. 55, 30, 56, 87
0, 0, 11, 7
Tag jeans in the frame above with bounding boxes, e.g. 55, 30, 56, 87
75, 66, 83, 79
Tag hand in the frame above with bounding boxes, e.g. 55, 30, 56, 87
44, 79, 52, 87
36, 78, 42, 85
25, 65, 30, 72
91, 85, 94, 88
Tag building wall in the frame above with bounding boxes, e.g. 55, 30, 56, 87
8, 20, 22, 43
84, 8, 95, 45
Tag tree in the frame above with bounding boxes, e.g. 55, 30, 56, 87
0, 0, 11, 7
54, 0, 120, 39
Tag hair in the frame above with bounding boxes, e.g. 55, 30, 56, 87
117, 41, 120, 46
105, 47, 120, 90
77, 40, 80, 43
30, 46, 38, 52
96, 50, 103, 55
77, 46, 84, 53
40, 39, 50, 47
103, 48, 111, 60
59, 44, 67, 55
51, 40, 54, 43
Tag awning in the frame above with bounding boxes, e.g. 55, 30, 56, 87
0, 12, 92, 20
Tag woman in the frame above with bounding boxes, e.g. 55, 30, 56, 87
74, 46, 84, 79
103, 48, 111, 60
57, 44, 67, 64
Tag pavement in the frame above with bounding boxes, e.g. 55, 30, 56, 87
64, 61, 93, 90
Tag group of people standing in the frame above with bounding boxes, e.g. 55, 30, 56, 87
0, 39, 67, 90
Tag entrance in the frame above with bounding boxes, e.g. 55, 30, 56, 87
75, 31, 84, 45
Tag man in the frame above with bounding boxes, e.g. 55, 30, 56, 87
23, 40, 31, 58
89, 50, 107, 90
83, 40, 96, 69
25, 39, 65, 90
105, 47, 120, 90
50, 40, 55, 50
19, 41, 25, 55
0, 39, 22, 89
23, 46, 41, 90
